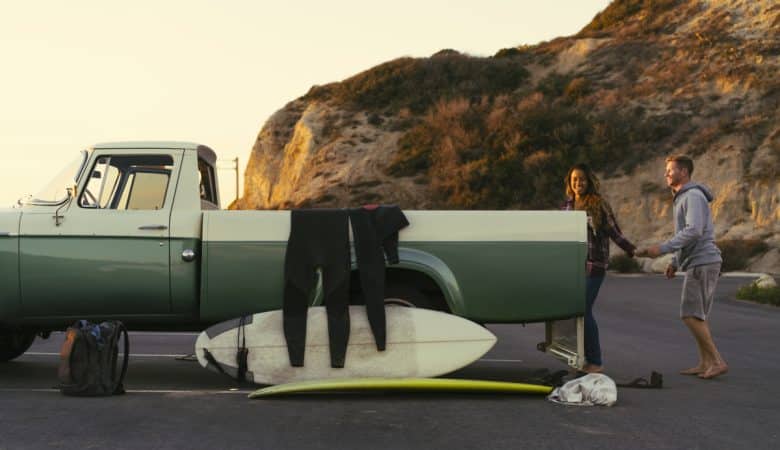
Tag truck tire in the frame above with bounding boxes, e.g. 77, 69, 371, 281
0, 331, 36, 362
384, 284, 436, 310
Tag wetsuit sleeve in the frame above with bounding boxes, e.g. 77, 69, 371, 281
376, 206, 409, 264
604, 208, 636, 256
382, 234, 401, 264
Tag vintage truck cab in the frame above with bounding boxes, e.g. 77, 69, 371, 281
0, 142, 586, 367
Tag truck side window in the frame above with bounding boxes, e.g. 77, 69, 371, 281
79, 155, 174, 210
198, 158, 218, 208
121, 172, 170, 210
80, 157, 111, 208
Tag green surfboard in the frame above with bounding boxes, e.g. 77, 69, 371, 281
248, 377, 554, 398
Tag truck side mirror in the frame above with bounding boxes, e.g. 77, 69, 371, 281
53, 188, 74, 227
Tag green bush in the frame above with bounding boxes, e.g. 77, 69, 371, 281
717, 239, 769, 272
736, 284, 780, 306
609, 254, 642, 273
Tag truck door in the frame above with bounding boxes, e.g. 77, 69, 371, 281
19, 150, 182, 318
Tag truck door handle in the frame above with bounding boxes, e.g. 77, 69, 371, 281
138, 225, 168, 230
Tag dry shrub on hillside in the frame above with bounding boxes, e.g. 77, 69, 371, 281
522, 150, 554, 172
581, 0, 684, 36
587, 40, 661, 84
305, 53, 529, 114
387, 77, 666, 209
564, 77, 592, 101
688, 124, 722, 153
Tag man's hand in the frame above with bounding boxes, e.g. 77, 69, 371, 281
665, 264, 677, 279
635, 245, 662, 258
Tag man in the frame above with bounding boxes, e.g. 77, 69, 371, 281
637, 155, 727, 380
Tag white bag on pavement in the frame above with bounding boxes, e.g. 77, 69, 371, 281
548, 373, 617, 406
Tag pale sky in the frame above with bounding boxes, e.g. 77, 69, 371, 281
0, 0, 611, 207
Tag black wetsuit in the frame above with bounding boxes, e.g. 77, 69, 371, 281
283, 209, 350, 368
349, 205, 409, 351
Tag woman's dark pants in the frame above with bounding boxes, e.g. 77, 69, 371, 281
585, 276, 605, 366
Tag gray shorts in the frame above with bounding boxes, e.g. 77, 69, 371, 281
680, 263, 721, 320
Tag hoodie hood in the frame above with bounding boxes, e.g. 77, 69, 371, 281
674, 182, 714, 202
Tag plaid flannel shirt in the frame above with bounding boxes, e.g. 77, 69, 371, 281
564, 198, 636, 277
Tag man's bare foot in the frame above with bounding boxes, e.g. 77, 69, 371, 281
582, 364, 603, 374
698, 364, 728, 380
680, 366, 705, 375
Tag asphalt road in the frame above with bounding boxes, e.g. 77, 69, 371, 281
1, 274, 779, 450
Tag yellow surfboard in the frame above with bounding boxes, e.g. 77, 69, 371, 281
248, 377, 553, 398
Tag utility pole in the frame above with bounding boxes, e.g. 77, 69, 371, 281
216, 157, 240, 207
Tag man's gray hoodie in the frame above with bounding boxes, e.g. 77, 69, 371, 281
659, 182, 722, 270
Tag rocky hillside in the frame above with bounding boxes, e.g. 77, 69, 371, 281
236, 0, 779, 272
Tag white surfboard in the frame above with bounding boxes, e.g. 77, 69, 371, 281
195, 306, 497, 385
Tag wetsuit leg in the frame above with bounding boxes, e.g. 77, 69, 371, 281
283, 210, 320, 367
322, 263, 350, 367
316, 209, 351, 368
284, 209, 351, 368
349, 208, 387, 351
283, 266, 316, 367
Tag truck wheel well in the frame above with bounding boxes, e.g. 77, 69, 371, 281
349, 268, 450, 312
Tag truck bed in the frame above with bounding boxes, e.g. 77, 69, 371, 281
200, 210, 586, 323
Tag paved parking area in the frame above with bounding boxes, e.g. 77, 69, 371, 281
1, 274, 779, 450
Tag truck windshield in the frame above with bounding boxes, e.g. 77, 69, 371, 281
27, 151, 88, 204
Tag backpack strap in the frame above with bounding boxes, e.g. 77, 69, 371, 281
110, 322, 130, 395
202, 348, 230, 377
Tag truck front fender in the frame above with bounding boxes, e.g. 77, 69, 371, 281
0, 210, 21, 326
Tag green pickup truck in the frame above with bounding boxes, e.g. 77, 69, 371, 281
0, 141, 586, 366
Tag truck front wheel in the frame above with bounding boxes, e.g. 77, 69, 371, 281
383, 284, 442, 310
0, 330, 36, 362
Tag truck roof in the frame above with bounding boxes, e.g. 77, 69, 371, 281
93, 141, 205, 150
91, 141, 217, 165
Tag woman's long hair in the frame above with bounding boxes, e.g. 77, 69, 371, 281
565, 163, 612, 231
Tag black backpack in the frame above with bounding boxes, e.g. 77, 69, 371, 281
58, 320, 129, 396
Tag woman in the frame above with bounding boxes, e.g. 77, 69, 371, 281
564, 163, 636, 373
